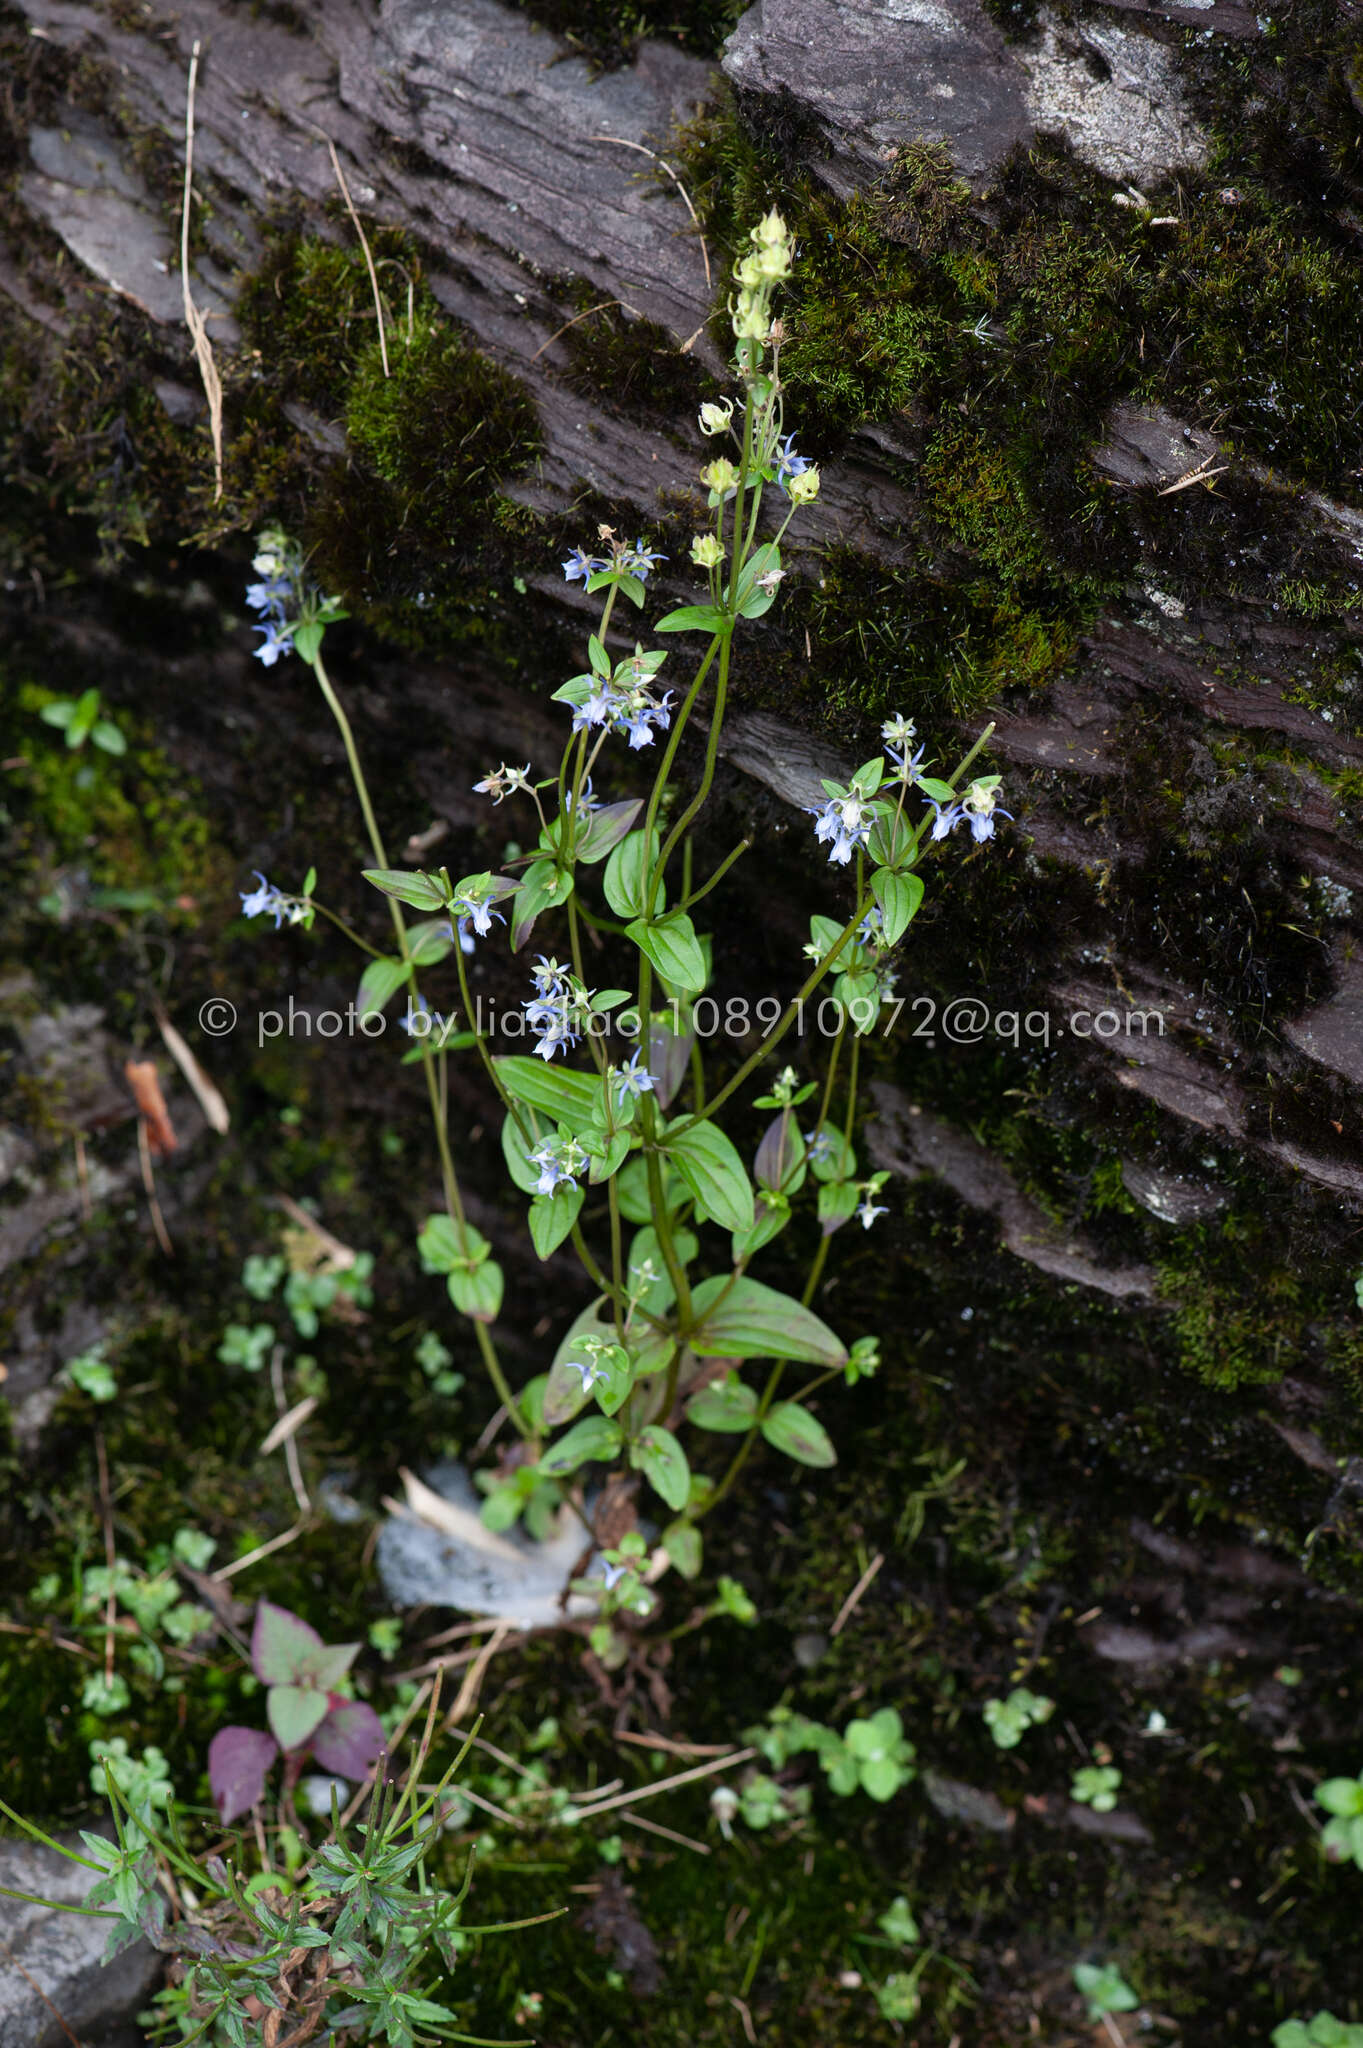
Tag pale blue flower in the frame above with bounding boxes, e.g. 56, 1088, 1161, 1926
612, 1050, 656, 1108
253, 617, 295, 667
562, 547, 608, 584
621, 539, 666, 577
774, 433, 811, 495
564, 1356, 608, 1393
240, 871, 286, 926
529, 1137, 584, 1197
449, 892, 504, 953
809, 792, 873, 865
857, 1194, 888, 1230
598, 1558, 628, 1591
927, 799, 964, 841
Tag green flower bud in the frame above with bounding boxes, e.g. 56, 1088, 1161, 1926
690, 533, 725, 568
788, 465, 821, 504
698, 399, 734, 437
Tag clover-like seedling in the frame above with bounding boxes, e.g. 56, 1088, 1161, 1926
1272, 2013, 1363, 2047
1073, 1961, 1139, 2021
39, 687, 126, 755
1315, 1767, 1363, 1870
983, 1687, 1054, 1750
208, 1600, 384, 1823
1071, 1764, 1122, 1813
822, 1707, 917, 1803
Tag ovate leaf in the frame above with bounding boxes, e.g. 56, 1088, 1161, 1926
690, 1276, 846, 1367
251, 1600, 324, 1685
208, 1726, 279, 1824
449, 1259, 503, 1323
267, 1683, 331, 1753
529, 1184, 583, 1258
361, 868, 449, 911
311, 1699, 386, 1779
627, 911, 707, 994
630, 1425, 690, 1511
685, 1373, 758, 1433
537, 1416, 623, 1476
603, 829, 661, 920
664, 1122, 754, 1233
761, 1402, 837, 1468
871, 867, 924, 945
356, 956, 412, 1019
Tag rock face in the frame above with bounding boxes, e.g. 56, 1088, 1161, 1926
722, 0, 1208, 192
0, 1837, 161, 2048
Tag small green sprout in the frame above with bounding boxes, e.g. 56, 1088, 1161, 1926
1272, 2017, 1363, 2048
1071, 1764, 1122, 1812
877, 1895, 920, 1947
875, 1972, 922, 2022
39, 687, 127, 754
823, 1708, 917, 1803
81, 1672, 131, 1716
1073, 1961, 1139, 2021
217, 1322, 276, 1370
242, 1253, 286, 1300
415, 1329, 464, 1394
1315, 1767, 1363, 1869
64, 1345, 117, 1403
983, 1687, 1054, 1750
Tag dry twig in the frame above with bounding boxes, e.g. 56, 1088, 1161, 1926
181, 40, 223, 498
326, 137, 389, 378
590, 135, 712, 288
830, 1551, 884, 1637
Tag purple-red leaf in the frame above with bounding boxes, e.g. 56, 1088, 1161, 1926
311, 1698, 386, 1779
208, 1726, 279, 1823
251, 1599, 325, 1684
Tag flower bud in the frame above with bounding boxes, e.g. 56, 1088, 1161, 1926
700, 458, 739, 494
698, 399, 734, 437
691, 533, 725, 568
788, 465, 821, 505
731, 301, 769, 342
753, 208, 789, 248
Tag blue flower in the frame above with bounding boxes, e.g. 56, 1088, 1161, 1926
927, 799, 964, 841
623, 691, 673, 750
773, 433, 811, 495
857, 1194, 888, 1230
245, 576, 292, 614
253, 617, 296, 668
598, 1558, 629, 1591
960, 777, 1012, 843
524, 961, 589, 1060
449, 892, 505, 953
809, 792, 873, 866
529, 1136, 586, 1197
240, 871, 286, 926
562, 547, 609, 584
612, 1050, 656, 1108
886, 740, 927, 783
564, 1355, 608, 1393
621, 538, 666, 578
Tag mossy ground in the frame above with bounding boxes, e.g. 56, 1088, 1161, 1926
2, 1, 1363, 2039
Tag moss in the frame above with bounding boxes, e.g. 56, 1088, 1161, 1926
559, 300, 713, 423
505, 0, 744, 69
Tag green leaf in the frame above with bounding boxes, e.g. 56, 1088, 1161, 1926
663, 1521, 702, 1579
407, 918, 453, 966
292, 620, 325, 665
267, 1684, 330, 1752
529, 1184, 583, 1258
574, 800, 642, 865
40, 699, 76, 728
361, 868, 449, 911
731, 1193, 791, 1261
603, 829, 661, 919
627, 910, 707, 993
496, 1056, 601, 1134
806, 1121, 856, 1184
91, 721, 126, 755
872, 867, 924, 944
501, 1108, 547, 1194
664, 1123, 754, 1233
731, 542, 781, 619
449, 1259, 503, 1322
356, 956, 412, 1018
630, 1425, 690, 1511
418, 1215, 488, 1274
691, 1276, 847, 1367
761, 1402, 837, 1468
537, 1416, 623, 1477
817, 1180, 860, 1237
753, 1109, 805, 1194
655, 603, 725, 634
685, 1373, 758, 1433
511, 856, 571, 950
918, 775, 956, 804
